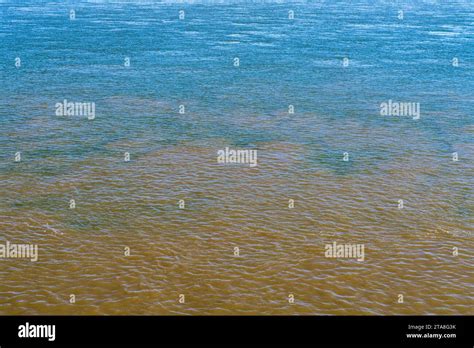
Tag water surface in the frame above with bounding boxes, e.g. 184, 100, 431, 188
0, 0, 473, 314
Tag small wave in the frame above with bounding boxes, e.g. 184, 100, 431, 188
43, 224, 64, 235
428, 31, 461, 37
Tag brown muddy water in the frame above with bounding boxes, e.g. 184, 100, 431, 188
1, 137, 473, 315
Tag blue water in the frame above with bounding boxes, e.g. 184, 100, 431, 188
1, 0, 473, 165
